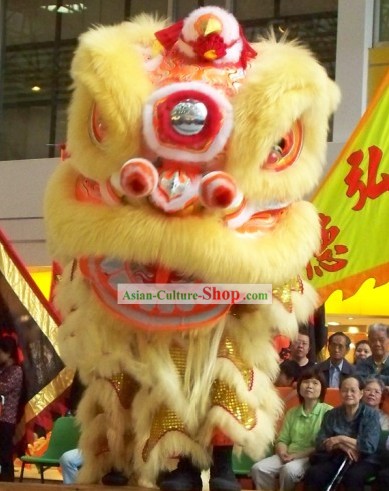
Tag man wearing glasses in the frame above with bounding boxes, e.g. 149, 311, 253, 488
356, 324, 389, 387
316, 332, 354, 388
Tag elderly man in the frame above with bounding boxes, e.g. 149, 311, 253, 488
356, 323, 389, 385
316, 332, 354, 388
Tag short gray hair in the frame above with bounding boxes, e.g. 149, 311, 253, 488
364, 377, 385, 392
368, 323, 389, 337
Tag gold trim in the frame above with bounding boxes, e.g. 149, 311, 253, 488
24, 366, 74, 422
0, 240, 73, 421
0, 242, 60, 355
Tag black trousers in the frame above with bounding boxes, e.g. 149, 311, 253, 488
0, 421, 16, 482
375, 468, 389, 491
304, 456, 379, 491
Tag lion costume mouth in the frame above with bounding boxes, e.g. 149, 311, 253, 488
78, 256, 231, 332
75, 172, 291, 236
75, 172, 291, 331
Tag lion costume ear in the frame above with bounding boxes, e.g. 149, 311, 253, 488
66, 18, 165, 180
70, 22, 154, 134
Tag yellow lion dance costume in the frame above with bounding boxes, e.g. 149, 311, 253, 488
44, 6, 340, 490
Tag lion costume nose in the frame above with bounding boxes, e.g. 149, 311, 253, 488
199, 171, 238, 209
110, 158, 159, 199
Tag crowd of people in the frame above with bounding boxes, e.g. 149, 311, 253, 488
254, 322, 389, 491
1, 322, 389, 490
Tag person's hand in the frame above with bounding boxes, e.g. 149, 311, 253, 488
337, 443, 359, 461
277, 450, 292, 463
285, 453, 297, 461
323, 436, 338, 452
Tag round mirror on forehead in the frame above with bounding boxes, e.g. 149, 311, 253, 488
143, 81, 233, 163
171, 99, 208, 136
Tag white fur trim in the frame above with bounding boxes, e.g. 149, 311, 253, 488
181, 7, 240, 45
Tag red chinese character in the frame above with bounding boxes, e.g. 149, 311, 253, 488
344, 145, 389, 211
306, 213, 348, 279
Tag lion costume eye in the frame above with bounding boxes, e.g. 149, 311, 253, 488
89, 103, 108, 144
263, 120, 303, 171
143, 81, 233, 163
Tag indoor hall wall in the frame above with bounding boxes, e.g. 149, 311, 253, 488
0, 158, 57, 265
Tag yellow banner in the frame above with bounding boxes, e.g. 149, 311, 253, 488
308, 69, 389, 302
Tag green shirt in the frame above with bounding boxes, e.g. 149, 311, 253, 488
277, 402, 332, 453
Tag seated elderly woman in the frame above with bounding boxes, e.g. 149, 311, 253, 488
362, 377, 389, 430
304, 375, 381, 491
251, 369, 331, 491
361, 377, 389, 491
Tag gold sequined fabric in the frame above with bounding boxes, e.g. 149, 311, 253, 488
272, 275, 303, 312
108, 372, 139, 409
210, 380, 256, 430
169, 342, 187, 380
142, 405, 187, 462
218, 336, 253, 390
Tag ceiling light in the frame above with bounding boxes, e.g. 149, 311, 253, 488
347, 317, 354, 320
327, 321, 340, 326
40, 3, 87, 14
348, 326, 359, 334
31, 85, 41, 92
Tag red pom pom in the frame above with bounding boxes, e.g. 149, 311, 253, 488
212, 186, 234, 207
123, 173, 148, 195
119, 159, 158, 198
199, 171, 237, 209
193, 33, 227, 60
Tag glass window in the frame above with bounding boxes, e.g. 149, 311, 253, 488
236, 1, 338, 83
1, 0, 128, 161
234, 0, 275, 20
126, 0, 168, 18
0, 0, 339, 161
380, 0, 389, 42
